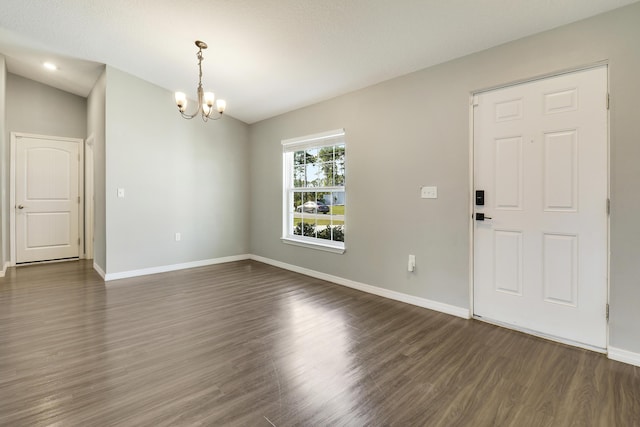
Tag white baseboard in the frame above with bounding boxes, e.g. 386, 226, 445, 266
103, 254, 251, 282
0, 261, 10, 278
95, 253, 469, 319
249, 254, 470, 319
608, 346, 640, 367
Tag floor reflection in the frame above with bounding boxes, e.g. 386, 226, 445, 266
274, 290, 368, 422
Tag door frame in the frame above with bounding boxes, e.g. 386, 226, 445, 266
468, 63, 610, 352
84, 134, 95, 260
10, 132, 85, 265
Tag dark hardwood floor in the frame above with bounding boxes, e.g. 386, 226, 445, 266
0, 260, 638, 426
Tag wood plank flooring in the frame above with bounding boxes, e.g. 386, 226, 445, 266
0, 260, 639, 426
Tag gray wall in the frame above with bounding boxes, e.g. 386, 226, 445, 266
6, 73, 86, 139
0, 56, 6, 267
249, 3, 640, 354
87, 70, 106, 271
103, 66, 250, 274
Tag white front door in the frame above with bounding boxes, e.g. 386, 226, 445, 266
15, 135, 81, 263
473, 66, 608, 349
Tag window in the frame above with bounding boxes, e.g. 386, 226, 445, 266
282, 129, 346, 253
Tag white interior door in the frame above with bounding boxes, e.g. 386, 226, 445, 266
15, 135, 81, 263
473, 66, 608, 349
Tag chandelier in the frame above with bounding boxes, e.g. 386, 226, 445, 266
174, 40, 226, 121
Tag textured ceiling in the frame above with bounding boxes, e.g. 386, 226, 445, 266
0, 0, 637, 124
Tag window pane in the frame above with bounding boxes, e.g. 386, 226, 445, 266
322, 192, 332, 205
318, 162, 334, 186
306, 163, 321, 187
316, 192, 332, 225
294, 150, 306, 166
293, 166, 305, 187
302, 217, 316, 237
317, 224, 331, 240
335, 144, 345, 186
318, 146, 334, 162
292, 192, 303, 212
293, 214, 302, 235
332, 225, 345, 242
318, 146, 334, 187
305, 148, 318, 164
331, 191, 345, 215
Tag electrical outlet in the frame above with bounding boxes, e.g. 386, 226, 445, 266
420, 186, 437, 199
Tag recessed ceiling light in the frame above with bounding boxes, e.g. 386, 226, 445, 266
43, 62, 58, 71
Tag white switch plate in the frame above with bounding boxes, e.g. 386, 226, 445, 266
421, 186, 437, 199
175, 232, 181, 241
117, 188, 125, 198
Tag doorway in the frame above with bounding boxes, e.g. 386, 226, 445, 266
472, 66, 608, 350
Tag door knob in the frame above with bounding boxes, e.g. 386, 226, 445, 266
475, 213, 492, 221
17, 205, 24, 209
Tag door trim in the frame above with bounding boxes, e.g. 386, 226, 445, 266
468, 64, 610, 351
468, 94, 476, 318
10, 132, 85, 266
85, 134, 95, 260
471, 60, 609, 99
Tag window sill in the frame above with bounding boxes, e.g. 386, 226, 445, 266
281, 237, 345, 254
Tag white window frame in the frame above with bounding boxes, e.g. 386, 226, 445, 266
281, 129, 346, 253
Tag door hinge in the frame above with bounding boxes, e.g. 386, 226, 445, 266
606, 93, 610, 110
607, 198, 610, 215
472, 95, 480, 107
78, 196, 81, 203
606, 304, 610, 321
78, 238, 81, 246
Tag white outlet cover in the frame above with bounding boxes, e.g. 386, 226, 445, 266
421, 186, 437, 199
117, 188, 125, 198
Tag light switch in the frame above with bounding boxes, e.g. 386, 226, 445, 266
117, 188, 125, 198
421, 186, 437, 199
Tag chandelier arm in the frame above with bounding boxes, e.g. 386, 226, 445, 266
180, 110, 199, 119
200, 110, 224, 122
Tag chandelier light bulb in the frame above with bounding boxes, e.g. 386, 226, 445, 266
175, 92, 187, 112
204, 92, 215, 107
216, 99, 227, 113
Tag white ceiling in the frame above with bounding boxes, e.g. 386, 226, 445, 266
0, 0, 636, 124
